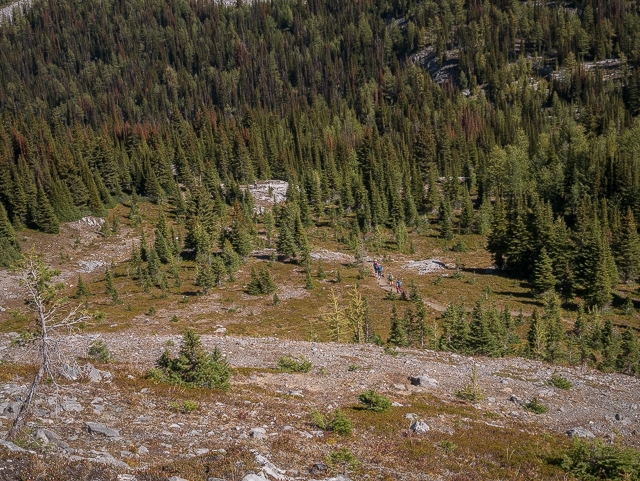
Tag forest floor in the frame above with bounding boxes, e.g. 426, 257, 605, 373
1, 194, 640, 480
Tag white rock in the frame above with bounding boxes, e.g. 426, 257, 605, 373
410, 421, 430, 434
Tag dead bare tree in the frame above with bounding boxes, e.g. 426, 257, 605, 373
6, 249, 89, 441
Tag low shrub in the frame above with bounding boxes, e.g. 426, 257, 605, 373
547, 370, 572, 390
327, 447, 360, 474
358, 389, 391, 412
524, 398, 548, 414
277, 355, 312, 373
455, 363, 485, 403
87, 340, 112, 362
311, 409, 353, 436
148, 329, 231, 391
562, 437, 640, 480
168, 400, 199, 414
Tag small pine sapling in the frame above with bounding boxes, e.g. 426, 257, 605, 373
357, 389, 391, 412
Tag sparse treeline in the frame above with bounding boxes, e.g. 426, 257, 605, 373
387, 291, 640, 377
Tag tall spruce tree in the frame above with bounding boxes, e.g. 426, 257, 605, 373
532, 248, 556, 293
487, 199, 508, 269
616, 207, 640, 282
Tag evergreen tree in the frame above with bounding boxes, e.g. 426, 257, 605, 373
0, 203, 20, 267
210, 256, 226, 288
317, 259, 327, 280
304, 269, 315, 290
395, 220, 408, 252
195, 257, 216, 295
33, 182, 60, 234
533, 248, 556, 293
468, 300, 500, 356
247, 266, 264, 295
387, 305, 408, 346
618, 327, 640, 375
293, 211, 311, 265
425, 168, 440, 213
263, 210, 275, 246
584, 244, 612, 308
543, 292, 565, 363
75, 275, 90, 299
460, 186, 474, 233
487, 199, 508, 269
104, 266, 115, 295
146, 248, 161, 282
616, 207, 640, 282
476, 196, 492, 236
527, 308, 547, 360
229, 202, 253, 257
438, 197, 454, 240
222, 239, 240, 281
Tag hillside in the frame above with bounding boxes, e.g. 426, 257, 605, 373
2, 0, 640, 478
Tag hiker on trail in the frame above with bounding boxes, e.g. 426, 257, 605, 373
389, 272, 394, 287
378, 263, 383, 279
373, 260, 379, 276
396, 279, 402, 294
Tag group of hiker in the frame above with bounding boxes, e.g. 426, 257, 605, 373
373, 260, 402, 294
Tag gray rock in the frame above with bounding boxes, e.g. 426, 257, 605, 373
195, 448, 209, 455
615, 413, 624, 421
86, 363, 113, 383
85, 421, 120, 437
250, 427, 266, 439
410, 421, 430, 434
61, 400, 83, 412
510, 395, 523, 405
310, 462, 328, 475
408, 375, 438, 387
168, 477, 189, 481
0, 439, 28, 452
241, 474, 266, 481
93, 453, 130, 470
137, 446, 149, 455
116, 475, 137, 481
2, 401, 22, 418
36, 429, 69, 449
566, 427, 595, 438
59, 364, 81, 381
207, 478, 226, 481
320, 476, 352, 481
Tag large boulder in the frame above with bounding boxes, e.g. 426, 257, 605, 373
0, 439, 28, 452
85, 422, 120, 437
59, 364, 81, 381
408, 375, 438, 387
2, 401, 22, 419
36, 429, 70, 449
410, 421, 430, 434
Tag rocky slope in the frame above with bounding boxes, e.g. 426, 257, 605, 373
0, 331, 638, 480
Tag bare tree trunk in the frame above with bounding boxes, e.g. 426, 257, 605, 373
6, 361, 45, 440
7, 295, 49, 441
